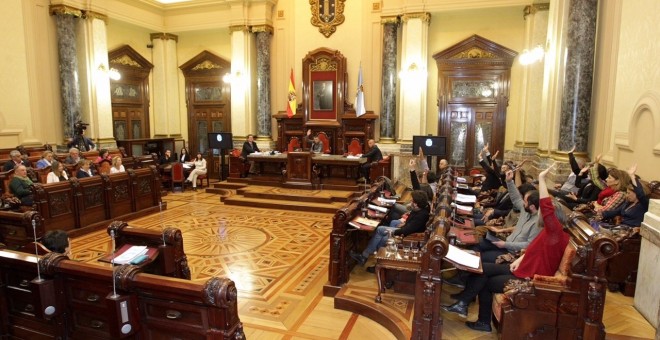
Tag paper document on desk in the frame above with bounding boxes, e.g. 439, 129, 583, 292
456, 177, 467, 183
182, 163, 192, 169
368, 204, 388, 213
346, 155, 360, 159
455, 203, 473, 212
377, 197, 396, 205
352, 217, 379, 228
445, 244, 480, 269
456, 193, 477, 203
112, 245, 148, 265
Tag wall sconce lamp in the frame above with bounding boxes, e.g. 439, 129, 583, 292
398, 62, 427, 80
222, 71, 243, 84
98, 64, 121, 80
519, 44, 545, 65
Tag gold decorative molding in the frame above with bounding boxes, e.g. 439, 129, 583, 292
310, 0, 347, 38
523, 3, 550, 19
150, 33, 178, 42
401, 12, 431, 25
250, 25, 274, 34
229, 25, 250, 33
110, 55, 142, 68
380, 15, 399, 25
83, 10, 108, 24
310, 57, 337, 72
450, 47, 496, 59
514, 141, 539, 148
49, 4, 83, 17
192, 60, 221, 71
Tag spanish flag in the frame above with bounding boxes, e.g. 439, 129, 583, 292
287, 68, 297, 118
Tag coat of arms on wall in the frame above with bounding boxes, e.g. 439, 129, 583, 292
310, 0, 346, 38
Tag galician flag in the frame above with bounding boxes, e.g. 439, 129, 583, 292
355, 63, 366, 117
287, 68, 297, 118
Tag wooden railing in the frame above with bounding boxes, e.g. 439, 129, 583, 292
0, 249, 244, 339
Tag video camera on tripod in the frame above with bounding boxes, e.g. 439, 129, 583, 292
74, 121, 89, 136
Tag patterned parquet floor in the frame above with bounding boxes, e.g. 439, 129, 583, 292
68, 184, 656, 339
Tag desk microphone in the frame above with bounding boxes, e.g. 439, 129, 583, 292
32, 220, 42, 282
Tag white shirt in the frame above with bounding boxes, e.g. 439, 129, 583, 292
47, 171, 69, 183
110, 165, 125, 173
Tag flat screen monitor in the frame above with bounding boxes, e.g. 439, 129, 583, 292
208, 132, 233, 149
412, 135, 447, 156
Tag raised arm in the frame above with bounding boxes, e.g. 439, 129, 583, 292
505, 170, 524, 211
409, 159, 421, 190
567, 145, 581, 175
538, 162, 556, 199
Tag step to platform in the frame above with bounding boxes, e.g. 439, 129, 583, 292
222, 196, 343, 214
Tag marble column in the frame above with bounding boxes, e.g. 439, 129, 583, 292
253, 27, 273, 140
380, 17, 398, 143
76, 11, 115, 148
50, 5, 83, 141
397, 12, 430, 143
150, 33, 181, 137
558, 0, 598, 152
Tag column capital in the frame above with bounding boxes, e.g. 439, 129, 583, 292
250, 25, 274, 34
83, 10, 108, 24
401, 12, 431, 25
523, 3, 550, 19
380, 15, 400, 25
150, 33, 178, 42
229, 25, 250, 33
49, 4, 83, 17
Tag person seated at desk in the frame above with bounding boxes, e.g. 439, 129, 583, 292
185, 152, 207, 191
64, 147, 81, 165
3, 150, 30, 172
42, 229, 71, 256
95, 149, 112, 164
110, 156, 125, 173
160, 149, 177, 165
596, 164, 648, 229
35, 151, 54, 169
9, 165, 34, 206
241, 134, 260, 175
358, 139, 383, 183
179, 147, 191, 163
46, 160, 69, 183
306, 129, 324, 154
442, 163, 569, 333
349, 190, 430, 267
77, 159, 93, 178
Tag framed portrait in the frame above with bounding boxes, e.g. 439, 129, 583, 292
309, 71, 337, 120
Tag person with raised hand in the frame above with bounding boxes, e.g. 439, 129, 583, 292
442, 162, 570, 333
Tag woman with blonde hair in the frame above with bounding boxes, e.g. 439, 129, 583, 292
36, 151, 54, 169
46, 160, 69, 183
110, 156, 125, 173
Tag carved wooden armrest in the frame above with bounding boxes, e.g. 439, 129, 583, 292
532, 273, 569, 287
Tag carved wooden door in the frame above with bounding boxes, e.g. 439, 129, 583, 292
180, 51, 231, 178
434, 35, 516, 172
109, 46, 153, 142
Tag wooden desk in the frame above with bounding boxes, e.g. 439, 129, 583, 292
374, 247, 421, 303
247, 152, 366, 188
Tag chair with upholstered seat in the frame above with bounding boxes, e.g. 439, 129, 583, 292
196, 172, 209, 188
347, 138, 362, 155
170, 162, 185, 192
316, 132, 332, 154
229, 149, 250, 178
287, 137, 301, 152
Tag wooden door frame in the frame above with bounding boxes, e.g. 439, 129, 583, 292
434, 35, 516, 171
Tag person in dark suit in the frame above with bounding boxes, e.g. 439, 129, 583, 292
241, 134, 260, 175
179, 147, 191, 163
306, 129, 324, 153
359, 139, 383, 182
3, 150, 30, 172
160, 149, 177, 165
77, 159, 93, 178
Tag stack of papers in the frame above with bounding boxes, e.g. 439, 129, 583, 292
112, 245, 148, 265
377, 197, 396, 206
456, 193, 477, 204
445, 244, 480, 269
456, 177, 467, 183
368, 204, 388, 213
